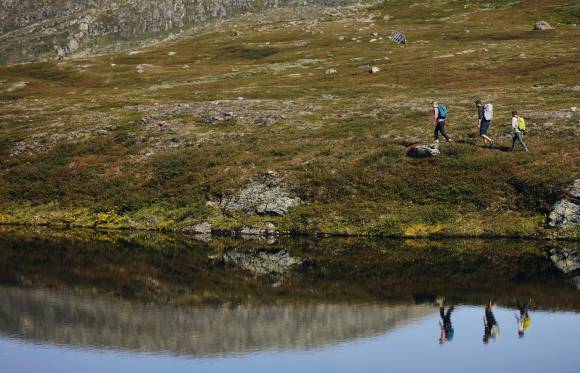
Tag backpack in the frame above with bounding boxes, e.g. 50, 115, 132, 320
438, 104, 448, 119
517, 116, 526, 131
483, 103, 493, 121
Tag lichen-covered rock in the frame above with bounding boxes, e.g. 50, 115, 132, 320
548, 180, 580, 229
407, 144, 440, 158
191, 222, 212, 234
533, 21, 553, 31
220, 172, 301, 216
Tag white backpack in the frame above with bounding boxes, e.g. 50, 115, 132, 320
483, 103, 493, 121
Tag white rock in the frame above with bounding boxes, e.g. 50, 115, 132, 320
369, 66, 380, 74
168, 51, 176, 56
325, 69, 337, 75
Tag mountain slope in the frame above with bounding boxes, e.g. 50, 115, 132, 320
0, 0, 579, 238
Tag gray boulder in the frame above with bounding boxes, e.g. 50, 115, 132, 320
407, 144, 440, 158
548, 179, 580, 228
533, 21, 554, 31
191, 222, 212, 234
221, 172, 301, 216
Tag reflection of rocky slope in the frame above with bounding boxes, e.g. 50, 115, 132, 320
0, 0, 346, 64
0, 286, 433, 357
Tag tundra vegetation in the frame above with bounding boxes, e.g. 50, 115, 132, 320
0, 0, 578, 239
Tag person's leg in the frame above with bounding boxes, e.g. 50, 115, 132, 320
439, 121, 451, 142
511, 134, 517, 151
518, 133, 528, 151
434, 124, 440, 143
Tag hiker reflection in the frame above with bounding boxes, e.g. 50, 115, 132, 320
437, 297, 454, 344
515, 299, 532, 338
483, 301, 499, 344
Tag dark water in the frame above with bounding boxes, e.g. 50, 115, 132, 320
0, 227, 578, 373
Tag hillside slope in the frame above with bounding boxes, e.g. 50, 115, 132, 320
0, 0, 579, 238
0, 0, 346, 64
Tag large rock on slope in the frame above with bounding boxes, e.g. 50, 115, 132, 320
533, 21, 554, 31
407, 144, 440, 158
548, 179, 580, 229
220, 171, 301, 216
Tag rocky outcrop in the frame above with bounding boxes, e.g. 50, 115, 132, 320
548, 179, 580, 229
220, 171, 301, 216
0, 0, 350, 64
406, 144, 440, 158
533, 21, 553, 31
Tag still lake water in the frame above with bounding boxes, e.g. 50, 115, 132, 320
0, 227, 578, 373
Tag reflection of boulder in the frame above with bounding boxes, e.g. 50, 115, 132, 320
549, 248, 580, 290
550, 248, 580, 275
0, 286, 434, 357
219, 249, 302, 276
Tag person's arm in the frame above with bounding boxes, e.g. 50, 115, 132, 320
433, 107, 439, 124
512, 117, 518, 131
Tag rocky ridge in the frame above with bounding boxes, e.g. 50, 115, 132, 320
0, 0, 351, 64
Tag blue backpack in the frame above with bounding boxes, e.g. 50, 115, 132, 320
438, 104, 448, 119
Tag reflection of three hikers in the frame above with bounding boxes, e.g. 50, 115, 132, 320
436, 298, 532, 344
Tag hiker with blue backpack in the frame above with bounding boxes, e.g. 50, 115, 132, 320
432, 100, 453, 144
475, 100, 494, 146
511, 111, 529, 152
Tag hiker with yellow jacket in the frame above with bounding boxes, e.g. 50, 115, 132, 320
511, 111, 529, 152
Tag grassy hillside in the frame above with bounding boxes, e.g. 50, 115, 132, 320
0, 0, 579, 238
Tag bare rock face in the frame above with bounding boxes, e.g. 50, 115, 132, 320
407, 144, 440, 158
548, 180, 580, 229
220, 171, 301, 216
0, 0, 347, 64
533, 21, 554, 31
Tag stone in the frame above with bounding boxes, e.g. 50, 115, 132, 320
168, 51, 176, 56
548, 199, 580, 228
407, 144, 440, 158
548, 179, 580, 228
325, 69, 337, 75
533, 21, 553, 31
566, 179, 580, 201
191, 222, 212, 234
220, 172, 301, 216
369, 66, 380, 74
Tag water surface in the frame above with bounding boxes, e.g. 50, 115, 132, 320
0, 227, 578, 372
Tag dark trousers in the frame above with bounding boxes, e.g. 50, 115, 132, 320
512, 132, 528, 151
434, 120, 450, 141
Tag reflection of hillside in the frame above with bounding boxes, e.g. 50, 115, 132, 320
0, 286, 434, 357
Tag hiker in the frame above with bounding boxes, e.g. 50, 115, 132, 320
515, 298, 532, 338
436, 297, 455, 344
511, 111, 529, 151
432, 100, 452, 145
483, 300, 499, 344
475, 100, 494, 146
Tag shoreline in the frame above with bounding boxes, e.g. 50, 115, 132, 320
1, 220, 578, 242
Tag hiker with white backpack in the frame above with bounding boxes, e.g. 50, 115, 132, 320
511, 111, 529, 152
431, 100, 453, 145
475, 100, 494, 146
